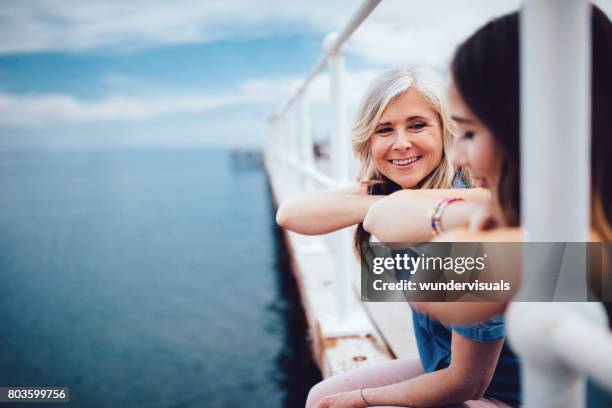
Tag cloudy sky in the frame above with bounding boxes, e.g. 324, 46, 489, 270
1, 0, 606, 150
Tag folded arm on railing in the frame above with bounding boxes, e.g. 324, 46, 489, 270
276, 184, 381, 235
364, 188, 489, 242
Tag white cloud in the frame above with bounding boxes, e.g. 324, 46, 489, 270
348, 0, 523, 68
0, 68, 383, 128
0, 0, 351, 54
2, 0, 611, 66
4, 0, 611, 148
0, 92, 225, 126
0, 90, 271, 127
0, 0, 525, 62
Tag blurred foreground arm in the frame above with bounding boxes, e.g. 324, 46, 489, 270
412, 228, 524, 324
364, 188, 489, 242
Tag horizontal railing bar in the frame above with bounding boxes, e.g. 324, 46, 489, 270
552, 315, 612, 390
328, 0, 382, 54
271, 0, 382, 118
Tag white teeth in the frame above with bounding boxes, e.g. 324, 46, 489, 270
391, 157, 419, 165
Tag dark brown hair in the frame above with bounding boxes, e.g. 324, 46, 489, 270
591, 6, 612, 241
353, 176, 402, 260
450, 6, 612, 238
451, 12, 521, 226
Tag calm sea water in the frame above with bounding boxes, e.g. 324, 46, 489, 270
0, 148, 320, 408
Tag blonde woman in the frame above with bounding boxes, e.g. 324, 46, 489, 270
277, 67, 517, 408
276, 66, 484, 258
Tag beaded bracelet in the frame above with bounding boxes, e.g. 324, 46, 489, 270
430, 197, 465, 236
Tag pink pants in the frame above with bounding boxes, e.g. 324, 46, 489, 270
305, 359, 515, 408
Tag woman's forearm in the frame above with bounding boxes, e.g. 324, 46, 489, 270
363, 367, 480, 407
276, 187, 382, 235
364, 189, 488, 242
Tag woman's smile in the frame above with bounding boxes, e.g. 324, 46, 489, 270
388, 156, 422, 169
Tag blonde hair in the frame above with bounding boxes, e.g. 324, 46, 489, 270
352, 65, 458, 190
352, 66, 466, 259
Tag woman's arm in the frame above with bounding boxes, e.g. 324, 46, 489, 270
276, 184, 381, 235
363, 188, 489, 242
315, 332, 504, 408
414, 227, 603, 325
363, 333, 503, 407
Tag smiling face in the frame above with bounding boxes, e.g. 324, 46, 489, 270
370, 88, 444, 189
447, 79, 501, 192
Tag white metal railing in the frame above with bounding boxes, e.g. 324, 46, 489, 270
266, 0, 382, 332
521, 0, 590, 242
266, 0, 612, 406
507, 302, 612, 408
512, 1, 612, 407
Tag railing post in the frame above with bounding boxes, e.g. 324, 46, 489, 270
291, 106, 300, 162
267, 115, 278, 170
515, 1, 592, 407
324, 32, 354, 324
521, 0, 590, 242
278, 112, 286, 156
281, 109, 296, 195
289, 105, 302, 195
274, 115, 281, 156
264, 115, 276, 163
324, 33, 350, 184
299, 93, 316, 191
285, 108, 293, 157
266, 116, 277, 169
278, 111, 290, 193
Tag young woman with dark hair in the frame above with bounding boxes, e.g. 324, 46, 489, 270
364, 0, 612, 369
366, 6, 611, 243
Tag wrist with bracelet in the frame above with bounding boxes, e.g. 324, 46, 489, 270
429, 197, 465, 236
359, 388, 373, 407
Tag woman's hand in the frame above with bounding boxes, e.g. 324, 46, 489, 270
313, 390, 366, 408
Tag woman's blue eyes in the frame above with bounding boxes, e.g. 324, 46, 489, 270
375, 122, 427, 134
462, 131, 475, 140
